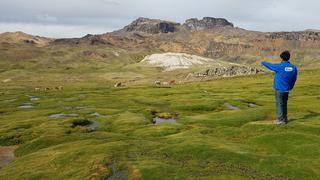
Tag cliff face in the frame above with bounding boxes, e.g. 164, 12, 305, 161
183, 17, 234, 30
116, 17, 234, 34
119, 17, 181, 34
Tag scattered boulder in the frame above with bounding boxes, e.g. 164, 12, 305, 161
193, 66, 264, 78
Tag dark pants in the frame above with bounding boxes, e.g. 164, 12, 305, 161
276, 90, 289, 122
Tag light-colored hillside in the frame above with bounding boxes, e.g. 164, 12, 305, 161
141, 52, 237, 71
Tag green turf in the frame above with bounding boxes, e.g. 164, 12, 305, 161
0, 69, 320, 179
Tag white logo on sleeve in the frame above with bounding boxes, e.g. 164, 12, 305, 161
285, 67, 293, 72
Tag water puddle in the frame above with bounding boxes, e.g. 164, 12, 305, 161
224, 103, 240, 110
18, 103, 34, 109
30, 97, 40, 101
5, 99, 17, 102
105, 163, 128, 180
49, 113, 79, 118
89, 120, 100, 130
153, 117, 176, 124
63, 106, 84, 110
90, 112, 101, 117
0, 146, 17, 169
248, 103, 258, 107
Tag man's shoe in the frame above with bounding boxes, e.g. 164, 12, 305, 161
273, 120, 287, 125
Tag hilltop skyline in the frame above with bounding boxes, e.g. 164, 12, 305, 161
0, 0, 320, 38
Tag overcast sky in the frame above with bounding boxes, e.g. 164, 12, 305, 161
0, 0, 319, 38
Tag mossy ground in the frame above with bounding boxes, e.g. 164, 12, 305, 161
0, 69, 320, 179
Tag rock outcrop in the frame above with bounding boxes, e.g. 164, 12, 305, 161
183, 17, 234, 30
266, 31, 320, 41
140, 52, 263, 77
116, 17, 234, 34
193, 66, 263, 77
120, 17, 180, 34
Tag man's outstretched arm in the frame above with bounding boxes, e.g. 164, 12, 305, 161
261, 61, 280, 72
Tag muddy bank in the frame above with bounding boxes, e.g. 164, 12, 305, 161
0, 146, 17, 168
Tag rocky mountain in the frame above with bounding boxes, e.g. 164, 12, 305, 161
115, 17, 234, 34
183, 17, 234, 30
116, 17, 181, 34
1, 16, 320, 73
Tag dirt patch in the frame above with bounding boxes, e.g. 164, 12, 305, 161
0, 146, 17, 168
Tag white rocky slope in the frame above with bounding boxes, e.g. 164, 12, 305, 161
140, 52, 264, 78
141, 52, 235, 71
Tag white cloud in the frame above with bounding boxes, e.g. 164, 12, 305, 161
0, 22, 113, 38
0, 0, 319, 37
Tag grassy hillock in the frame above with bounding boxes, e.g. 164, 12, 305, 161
0, 69, 319, 179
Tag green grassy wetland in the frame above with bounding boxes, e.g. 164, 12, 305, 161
0, 69, 320, 179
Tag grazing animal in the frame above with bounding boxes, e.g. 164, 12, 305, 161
55, 86, 64, 90
169, 80, 176, 85
162, 82, 169, 86
154, 81, 161, 86
34, 88, 41, 91
45, 87, 51, 91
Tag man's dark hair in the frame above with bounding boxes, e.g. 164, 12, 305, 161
280, 51, 290, 61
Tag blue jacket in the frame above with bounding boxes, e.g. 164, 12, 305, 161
261, 61, 297, 91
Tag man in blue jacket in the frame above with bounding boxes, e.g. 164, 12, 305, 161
261, 51, 298, 125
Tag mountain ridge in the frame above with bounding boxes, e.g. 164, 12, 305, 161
1, 17, 320, 69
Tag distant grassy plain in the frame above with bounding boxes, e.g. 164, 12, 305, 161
1, 66, 320, 179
